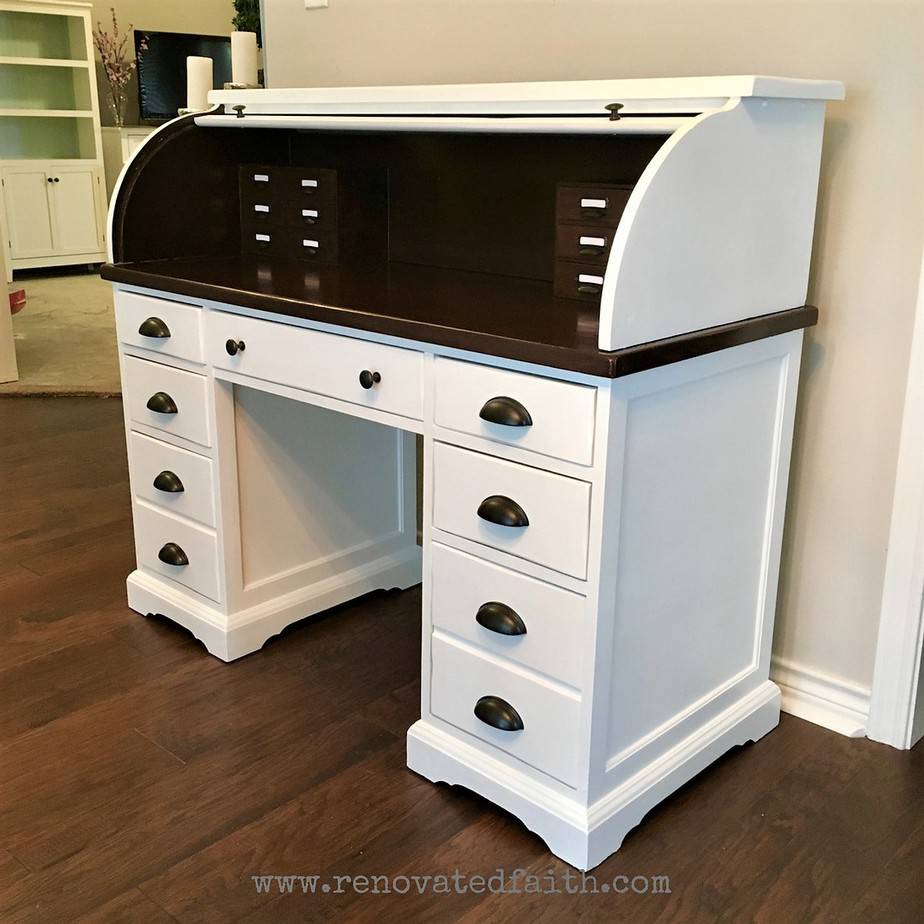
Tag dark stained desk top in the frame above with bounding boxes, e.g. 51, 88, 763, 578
101, 256, 817, 378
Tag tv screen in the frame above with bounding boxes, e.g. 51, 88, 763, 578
135, 30, 232, 123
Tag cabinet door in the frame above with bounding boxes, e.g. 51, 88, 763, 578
49, 167, 103, 255
1, 170, 54, 259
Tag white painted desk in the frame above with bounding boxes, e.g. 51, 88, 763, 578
103, 76, 843, 870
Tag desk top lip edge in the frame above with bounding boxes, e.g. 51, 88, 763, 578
101, 260, 817, 380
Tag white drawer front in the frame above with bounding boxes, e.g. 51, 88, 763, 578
430, 634, 581, 787
207, 311, 424, 420
129, 431, 216, 528
431, 543, 584, 688
432, 443, 591, 580
434, 358, 596, 465
116, 291, 204, 363
133, 503, 221, 603
123, 355, 211, 448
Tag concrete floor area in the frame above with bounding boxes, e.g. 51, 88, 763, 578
1, 269, 119, 396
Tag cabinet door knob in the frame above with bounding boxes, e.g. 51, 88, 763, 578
225, 339, 246, 356
478, 396, 533, 428
359, 369, 382, 389
157, 542, 189, 567
146, 392, 178, 414
138, 316, 171, 338
474, 695, 524, 732
153, 470, 184, 493
53, 177, 59, 183
476, 601, 527, 636
477, 495, 529, 528
47, 176, 53, 183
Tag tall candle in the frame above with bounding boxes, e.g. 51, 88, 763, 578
186, 56, 213, 111
231, 31, 258, 86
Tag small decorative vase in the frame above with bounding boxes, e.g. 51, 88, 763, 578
107, 89, 127, 128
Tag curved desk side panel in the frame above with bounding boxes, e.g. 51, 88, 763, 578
600, 97, 827, 350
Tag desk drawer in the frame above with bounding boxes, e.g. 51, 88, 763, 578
432, 443, 591, 580
431, 543, 584, 688
123, 356, 211, 448
434, 358, 596, 465
430, 634, 581, 787
134, 503, 221, 603
208, 311, 424, 420
555, 184, 631, 227
129, 431, 216, 527
116, 291, 203, 363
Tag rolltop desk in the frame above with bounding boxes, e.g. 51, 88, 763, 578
101, 76, 844, 870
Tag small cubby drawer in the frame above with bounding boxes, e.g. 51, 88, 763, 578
123, 355, 211, 448
133, 502, 221, 603
128, 431, 216, 528
434, 358, 596, 466
208, 311, 424, 420
555, 225, 613, 264
556, 184, 632, 226
432, 443, 591, 580
431, 543, 585, 689
554, 261, 606, 302
115, 291, 204, 363
430, 633, 581, 787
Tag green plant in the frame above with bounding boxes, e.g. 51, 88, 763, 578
232, 0, 262, 47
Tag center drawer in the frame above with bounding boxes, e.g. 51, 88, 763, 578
207, 311, 424, 420
432, 443, 591, 580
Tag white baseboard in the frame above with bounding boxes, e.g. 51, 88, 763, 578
771, 655, 870, 738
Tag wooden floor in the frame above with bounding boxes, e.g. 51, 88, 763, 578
1, 397, 921, 923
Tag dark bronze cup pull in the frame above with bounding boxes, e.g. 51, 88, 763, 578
479, 396, 533, 428
359, 370, 382, 389
225, 339, 246, 356
578, 245, 604, 257
474, 695, 524, 732
476, 601, 527, 636
153, 470, 184, 493
146, 392, 178, 414
580, 206, 607, 218
138, 316, 170, 338
577, 283, 602, 295
477, 495, 529, 528
157, 542, 189, 567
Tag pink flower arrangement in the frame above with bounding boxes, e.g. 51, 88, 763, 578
92, 8, 146, 126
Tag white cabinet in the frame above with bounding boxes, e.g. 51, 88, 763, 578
1, 168, 54, 258
1, 162, 105, 272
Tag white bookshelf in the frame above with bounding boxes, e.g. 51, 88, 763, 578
0, 0, 106, 278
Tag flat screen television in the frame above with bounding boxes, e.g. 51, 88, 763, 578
135, 30, 232, 123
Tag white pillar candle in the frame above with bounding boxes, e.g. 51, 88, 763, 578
231, 31, 258, 86
186, 55, 213, 111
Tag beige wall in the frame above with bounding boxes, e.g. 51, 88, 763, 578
261, 0, 924, 693
90, 0, 234, 125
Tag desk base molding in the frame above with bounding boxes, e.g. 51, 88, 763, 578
127, 546, 422, 661
407, 682, 780, 870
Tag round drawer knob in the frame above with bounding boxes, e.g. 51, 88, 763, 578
225, 339, 246, 356
157, 542, 189, 567
359, 369, 381, 389
474, 695, 524, 732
